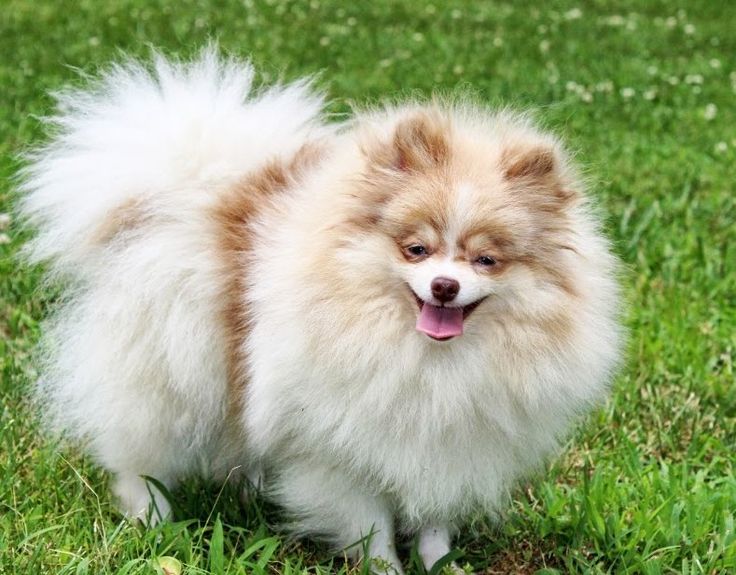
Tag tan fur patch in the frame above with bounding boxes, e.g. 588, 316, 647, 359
501, 144, 578, 211
521, 253, 579, 298
366, 109, 451, 174
457, 227, 517, 261
393, 111, 450, 171
343, 109, 455, 233
91, 197, 148, 245
502, 145, 556, 180
212, 142, 324, 410
381, 186, 451, 242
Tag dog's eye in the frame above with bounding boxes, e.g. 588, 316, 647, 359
476, 255, 497, 267
405, 244, 428, 259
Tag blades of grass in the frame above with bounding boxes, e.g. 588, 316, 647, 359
209, 516, 224, 575
141, 475, 182, 520
255, 537, 280, 570
117, 558, 148, 575
407, 538, 427, 574
18, 523, 65, 547
427, 549, 464, 575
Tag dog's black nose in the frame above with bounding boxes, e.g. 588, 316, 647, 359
431, 277, 460, 303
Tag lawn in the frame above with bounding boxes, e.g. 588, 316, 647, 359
1, 0, 735, 573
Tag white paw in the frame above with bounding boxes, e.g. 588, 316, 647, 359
113, 474, 172, 526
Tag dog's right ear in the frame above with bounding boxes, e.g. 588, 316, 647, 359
366, 111, 450, 173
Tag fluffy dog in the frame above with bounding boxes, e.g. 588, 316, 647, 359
21, 49, 622, 573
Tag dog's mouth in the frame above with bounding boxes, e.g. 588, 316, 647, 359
411, 290, 486, 341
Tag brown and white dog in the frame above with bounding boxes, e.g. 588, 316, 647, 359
21, 49, 622, 573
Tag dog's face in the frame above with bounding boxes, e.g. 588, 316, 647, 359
386, 181, 515, 341
351, 107, 579, 342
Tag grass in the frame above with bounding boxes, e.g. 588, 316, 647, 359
1, 0, 735, 573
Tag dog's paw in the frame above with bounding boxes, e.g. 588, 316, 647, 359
113, 474, 172, 526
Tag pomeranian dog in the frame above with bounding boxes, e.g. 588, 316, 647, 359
20, 49, 621, 573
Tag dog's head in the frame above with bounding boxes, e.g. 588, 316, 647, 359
342, 105, 583, 342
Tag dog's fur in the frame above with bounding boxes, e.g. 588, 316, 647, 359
20, 49, 622, 573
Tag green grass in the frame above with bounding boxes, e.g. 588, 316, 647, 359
1, 0, 735, 573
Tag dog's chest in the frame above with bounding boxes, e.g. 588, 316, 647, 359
302, 348, 523, 461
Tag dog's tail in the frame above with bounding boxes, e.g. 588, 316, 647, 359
19, 46, 327, 278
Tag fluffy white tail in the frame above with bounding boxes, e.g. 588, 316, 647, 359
20, 46, 326, 277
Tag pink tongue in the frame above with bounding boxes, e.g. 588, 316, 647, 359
416, 304, 464, 339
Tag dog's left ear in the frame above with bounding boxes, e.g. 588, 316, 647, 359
502, 145, 556, 180
369, 111, 450, 173
501, 144, 577, 207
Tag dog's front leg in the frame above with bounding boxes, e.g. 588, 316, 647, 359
272, 459, 403, 574
418, 523, 464, 573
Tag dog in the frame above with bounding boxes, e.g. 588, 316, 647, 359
20, 48, 622, 573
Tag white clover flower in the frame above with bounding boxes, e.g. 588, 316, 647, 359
0, 213, 10, 229
665, 16, 677, 28
703, 103, 717, 120
685, 74, 704, 84
451, 9, 462, 19
453, 64, 464, 75
539, 40, 551, 53
0, 233, 10, 245
580, 91, 593, 103
621, 87, 635, 99
605, 15, 625, 27
647, 65, 658, 75
564, 8, 582, 20
714, 142, 728, 153
684, 23, 695, 35
493, 36, 503, 47
667, 75, 680, 85
595, 80, 614, 92
643, 88, 658, 100
709, 58, 721, 69
319, 36, 330, 46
